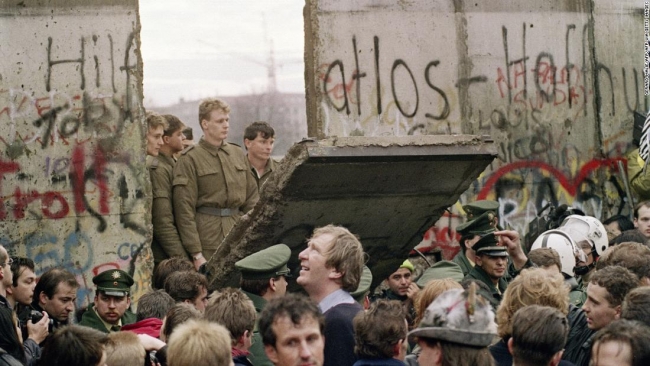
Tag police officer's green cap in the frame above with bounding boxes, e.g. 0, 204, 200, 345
456, 211, 497, 235
416, 261, 464, 287
235, 244, 291, 281
351, 266, 373, 302
93, 269, 134, 297
463, 200, 499, 220
473, 232, 508, 257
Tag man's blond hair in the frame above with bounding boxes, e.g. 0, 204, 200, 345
105, 332, 146, 366
198, 98, 231, 125
496, 268, 569, 338
204, 287, 256, 345
312, 225, 365, 292
167, 320, 232, 366
146, 111, 167, 131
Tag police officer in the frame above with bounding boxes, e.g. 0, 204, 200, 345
453, 200, 500, 276
464, 229, 531, 308
79, 269, 136, 333
173, 98, 259, 270
235, 244, 291, 366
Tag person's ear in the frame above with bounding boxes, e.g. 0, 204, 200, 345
39, 291, 48, 306
507, 337, 514, 354
163, 135, 171, 145
264, 345, 279, 364
244, 139, 252, 150
328, 269, 343, 280
614, 304, 622, 319
550, 350, 564, 366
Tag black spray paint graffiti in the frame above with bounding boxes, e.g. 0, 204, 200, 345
37, 32, 139, 149
322, 36, 454, 122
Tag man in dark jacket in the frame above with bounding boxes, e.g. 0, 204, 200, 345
297, 225, 365, 366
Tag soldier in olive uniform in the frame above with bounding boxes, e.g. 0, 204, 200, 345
148, 114, 190, 268
452, 200, 500, 276
235, 244, 291, 366
173, 98, 259, 270
244, 121, 278, 190
79, 269, 136, 333
464, 229, 531, 308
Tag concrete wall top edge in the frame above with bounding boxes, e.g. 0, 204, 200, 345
315, 0, 641, 14
0, 0, 137, 8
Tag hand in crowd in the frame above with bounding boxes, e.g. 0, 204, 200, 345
137, 333, 166, 351
405, 282, 420, 299
27, 311, 49, 344
192, 254, 207, 271
494, 229, 528, 269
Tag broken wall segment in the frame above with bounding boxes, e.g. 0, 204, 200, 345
205, 135, 496, 290
305, 0, 646, 237
0, 1, 150, 306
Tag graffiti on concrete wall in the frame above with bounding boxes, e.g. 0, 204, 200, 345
312, 11, 646, 257
0, 12, 150, 307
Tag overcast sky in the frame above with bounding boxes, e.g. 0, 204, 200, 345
139, 0, 306, 107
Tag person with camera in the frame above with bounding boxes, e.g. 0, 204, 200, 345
6, 257, 49, 365
32, 268, 79, 333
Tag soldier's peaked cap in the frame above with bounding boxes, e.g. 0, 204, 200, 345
473, 232, 508, 257
236, 244, 291, 281
456, 211, 497, 236
93, 269, 134, 297
463, 200, 499, 220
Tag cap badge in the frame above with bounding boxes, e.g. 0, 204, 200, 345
112, 271, 121, 279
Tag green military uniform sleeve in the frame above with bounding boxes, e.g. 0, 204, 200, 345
150, 158, 187, 260
172, 153, 203, 255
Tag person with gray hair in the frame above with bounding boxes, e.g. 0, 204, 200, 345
407, 283, 496, 366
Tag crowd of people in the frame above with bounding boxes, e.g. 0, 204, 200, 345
1, 97, 649, 366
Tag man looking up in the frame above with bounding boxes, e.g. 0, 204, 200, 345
79, 269, 136, 333
297, 225, 365, 366
173, 98, 259, 269
244, 121, 277, 190
258, 293, 325, 366
149, 114, 190, 268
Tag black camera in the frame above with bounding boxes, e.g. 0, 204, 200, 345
30, 310, 54, 327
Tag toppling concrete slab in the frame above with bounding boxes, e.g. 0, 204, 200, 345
205, 135, 496, 290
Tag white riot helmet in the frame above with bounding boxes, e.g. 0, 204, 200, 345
531, 229, 586, 278
558, 215, 609, 257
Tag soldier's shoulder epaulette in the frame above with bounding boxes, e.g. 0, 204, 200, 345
180, 145, 196, 155
228, 142, 242, 148
146, 155, 159, 169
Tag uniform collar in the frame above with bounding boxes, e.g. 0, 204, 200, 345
157, 151, 176, 165
199, 137, 232, 156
